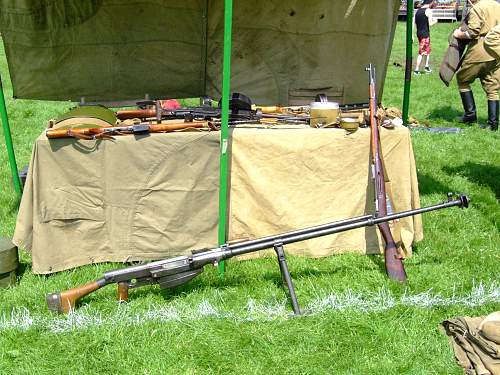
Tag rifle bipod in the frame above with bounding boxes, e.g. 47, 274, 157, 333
274, 242, 302, 315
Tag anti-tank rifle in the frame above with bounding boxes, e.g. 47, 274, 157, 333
47, 194, 469, 315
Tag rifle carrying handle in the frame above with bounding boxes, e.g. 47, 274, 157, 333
46, 279, 104, 314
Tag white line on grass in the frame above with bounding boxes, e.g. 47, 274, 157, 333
1, 282, 499, 333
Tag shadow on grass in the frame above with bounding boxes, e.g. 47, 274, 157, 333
9, 196, 21, 214
427, 105, 462, 122
16, 262, 31, 279
155, 258, 372, 301
367, 254, 387, 276
416, 172, 451, 195
443, 162, 500, 200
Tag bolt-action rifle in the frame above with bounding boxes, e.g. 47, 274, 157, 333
366, 63, 407, 282
47, 194, 469, 315
45, 121, 209, 140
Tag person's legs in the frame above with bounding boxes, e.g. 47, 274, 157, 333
424, 39, 432, 73
487, 100, 499, 131
415, 37, 429, 74
415, 54, 423, 74
479, 61, 500, 130
456, 61, 479, 123
458, 90, 477, 123
424, 55, 432, 73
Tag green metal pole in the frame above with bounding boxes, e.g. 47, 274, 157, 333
0, 75, 22, 197
218, 0, 233, 275
402, 0, 414, 126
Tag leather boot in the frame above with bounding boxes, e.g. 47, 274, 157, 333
487, 100, 499, 131
458, 91, 477, 124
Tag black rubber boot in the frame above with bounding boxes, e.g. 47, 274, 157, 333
487, 100, 499, 131
458, 91, 477, 124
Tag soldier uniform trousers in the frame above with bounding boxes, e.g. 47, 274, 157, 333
457, 59, 500, 101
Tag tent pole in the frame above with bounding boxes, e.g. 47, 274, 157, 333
402, 0, 414, 126
0, 74, 22, 197
218, 0, 233, 275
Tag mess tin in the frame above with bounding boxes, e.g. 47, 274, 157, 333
309, 101, 340, 127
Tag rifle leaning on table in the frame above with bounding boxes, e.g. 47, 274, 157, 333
45, 121, 210, 140
47, 194, 469, 315
366, 63, 408, 282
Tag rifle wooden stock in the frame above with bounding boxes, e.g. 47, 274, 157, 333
116, 108, 157, 120
46, 121, 207, 139
367, 64, 407, 282
46, 128, 101, 139
146, 122, 205, 132
46, 279, 107, 314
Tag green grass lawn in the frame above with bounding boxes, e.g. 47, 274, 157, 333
0, 22, 499, 374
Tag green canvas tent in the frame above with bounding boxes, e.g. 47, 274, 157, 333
0, 0, 412, 269
0, 0, 400, 104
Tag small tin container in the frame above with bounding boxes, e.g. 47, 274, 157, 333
340, 117, 360, 132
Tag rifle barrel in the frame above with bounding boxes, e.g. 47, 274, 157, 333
226, 196, 468, 257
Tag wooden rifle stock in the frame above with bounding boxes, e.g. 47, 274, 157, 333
46, 279, 108, 314
46, 121, 207, 139
366, 64, 407, 282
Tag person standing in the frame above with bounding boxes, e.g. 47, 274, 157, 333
414, 0, 437, 75
453, 0, 500, 131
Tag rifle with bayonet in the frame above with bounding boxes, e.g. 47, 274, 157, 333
47, 193, 469, 315
366, 63, 407, 282
45, 120, 210, 140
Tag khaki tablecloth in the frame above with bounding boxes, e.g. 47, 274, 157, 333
13, 126, 422, 274
228, 126, 422, 259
